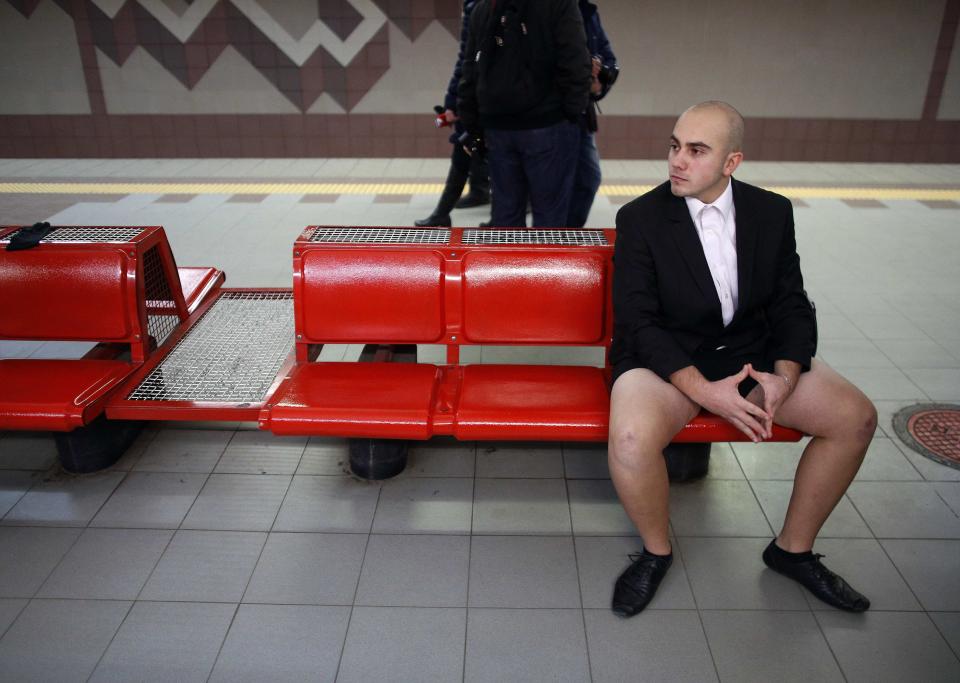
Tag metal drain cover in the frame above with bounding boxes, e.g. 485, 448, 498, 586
893, 403, 960, 470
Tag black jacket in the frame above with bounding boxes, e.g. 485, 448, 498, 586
610, 179, 817, 382
457, 0, 591, 131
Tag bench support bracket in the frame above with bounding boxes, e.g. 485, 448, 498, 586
348, 438, 409, 480
54, 415, 145, 474
664, 443, 711, 482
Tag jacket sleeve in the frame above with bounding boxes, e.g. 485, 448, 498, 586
456, 2, 484, 134
444, 2, 474, 111
590, 11, 617, 102
552, 0, 592, 121
764, 200, 817, 370
613, 206, 696, 381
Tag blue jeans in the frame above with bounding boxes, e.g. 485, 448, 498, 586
485, 121, 580, 227
566, 129, 602, 228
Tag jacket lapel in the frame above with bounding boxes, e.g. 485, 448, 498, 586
667, 193, 721, 311
731, 178, 758, 320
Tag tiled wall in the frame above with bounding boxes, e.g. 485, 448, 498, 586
1, 0, 958, 161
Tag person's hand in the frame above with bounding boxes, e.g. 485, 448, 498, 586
746, 365, 793, 439
590, 77, 602, 95
444, 109, 458, 123
591, 56, 602, 78
696, 364, 771, 442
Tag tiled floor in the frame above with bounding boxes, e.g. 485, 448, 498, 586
0, 159, 959, 681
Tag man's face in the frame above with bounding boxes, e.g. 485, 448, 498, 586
668, 108, 741, 204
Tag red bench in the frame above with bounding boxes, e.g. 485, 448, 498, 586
0, 225, 223, 470
261, 226, 802, 478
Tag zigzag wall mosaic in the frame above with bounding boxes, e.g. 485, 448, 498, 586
6, 0, 460, 112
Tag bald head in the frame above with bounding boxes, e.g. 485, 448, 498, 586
682, 101, 744, 154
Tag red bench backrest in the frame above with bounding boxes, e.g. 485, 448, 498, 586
293, 227, 615, 361
0, 226, 188, 362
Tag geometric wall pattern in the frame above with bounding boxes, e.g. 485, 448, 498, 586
7, 0, 460, 111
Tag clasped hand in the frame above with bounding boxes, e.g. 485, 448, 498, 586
698, 364, 792, 442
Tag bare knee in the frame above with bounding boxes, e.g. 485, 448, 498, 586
826, 393, 877, 446
855, 398, 879, 443
609, 424, 667, 470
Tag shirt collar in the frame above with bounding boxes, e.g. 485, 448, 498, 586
684, 178, 735, 226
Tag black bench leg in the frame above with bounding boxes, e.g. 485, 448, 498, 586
664, 443, 711, 482
54, 415, 145, 474
348, 438, 409, 480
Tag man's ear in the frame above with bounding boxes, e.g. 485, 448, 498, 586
723, 151, 743, 177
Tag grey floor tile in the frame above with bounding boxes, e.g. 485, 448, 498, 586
139, 530, 266, 602
214, 432, 307, 474
0, 432, 58, 470
584, 608, 717, 683
274, 475, 380, 533
896, 439, 960, 481
472, 478, 571, 534
296, 437, 350, 475
373, 477, 473, 534
90, 471, 207, 528
38, 528, 172, 600
818, 313, 866, 340
838, 367, 926, 400
875, 339, 960, 369
0, 599, 130, 682
476, 442, 564, 478
0, 470, 42, 518
847, 481, 960, 538
702, 610, 842, 683
819, 338, 895, 368
881, 539, 960, 611
935, 482, 960, 515
3, 471, 124, 526
669, 479, 773, 537
751, 480, 873, 538
575, 536, 695, 609
704, 443, 746, 480
0, 598, 26, 636
874, 399, 922, 439
855, 437, 923, 480
181, 474, 291, 531
469, 536, 580, 608
0, 527, 81, 597
678, 537, 808, 610
338, 607, 465, 683
817, 611, 960, 683
90, 601, 234, 683
406, 438, 476, 477
567, 478, 637, 535
798, 538, 921, 611
133, 429, 234, 473
244, 532, 367, 606
465, 608, 589, 683
562, 442, 609, 479
732, 439, 806, 479
356, 534, 468, 607
930, 612, 960, 660
210, 604, 350, 683
902, 368, 960, 400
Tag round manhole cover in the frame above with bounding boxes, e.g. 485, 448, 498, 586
893, 403, 960, 470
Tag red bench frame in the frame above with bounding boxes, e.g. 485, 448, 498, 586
0, 225, 223, 431
262, 226, 803, 445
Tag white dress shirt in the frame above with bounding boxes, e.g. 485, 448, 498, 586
685, 180, 738, 326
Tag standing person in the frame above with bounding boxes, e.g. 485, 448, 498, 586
415, 0, 490, 228
567, 0, 618, 228
608, 101, 876, 617
458, 0, 591, 228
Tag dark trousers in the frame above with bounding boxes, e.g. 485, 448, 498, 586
485, 121, 580, 227
427, 142, 489, 219
566, 129, 602, 228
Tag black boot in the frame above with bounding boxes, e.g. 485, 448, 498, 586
456, 155, 490, 209
415, 159, 468, 227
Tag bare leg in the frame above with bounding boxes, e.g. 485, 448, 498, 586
765, 359, 877, 551
608, 369, 699, 554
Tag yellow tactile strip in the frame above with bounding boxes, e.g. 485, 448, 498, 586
0, 182, 958, 201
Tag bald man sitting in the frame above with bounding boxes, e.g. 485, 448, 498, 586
608, 101, 877, 617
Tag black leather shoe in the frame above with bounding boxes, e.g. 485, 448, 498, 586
611, 551, 672, 618
762, 540, 870, 612
454, 193, 490, 209
414, 214, 452, 227
479, 220, 492, 228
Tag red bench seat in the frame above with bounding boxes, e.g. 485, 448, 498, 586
0, 359, 134, 431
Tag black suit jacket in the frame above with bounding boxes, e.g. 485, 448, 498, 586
610, 178, 817, 382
